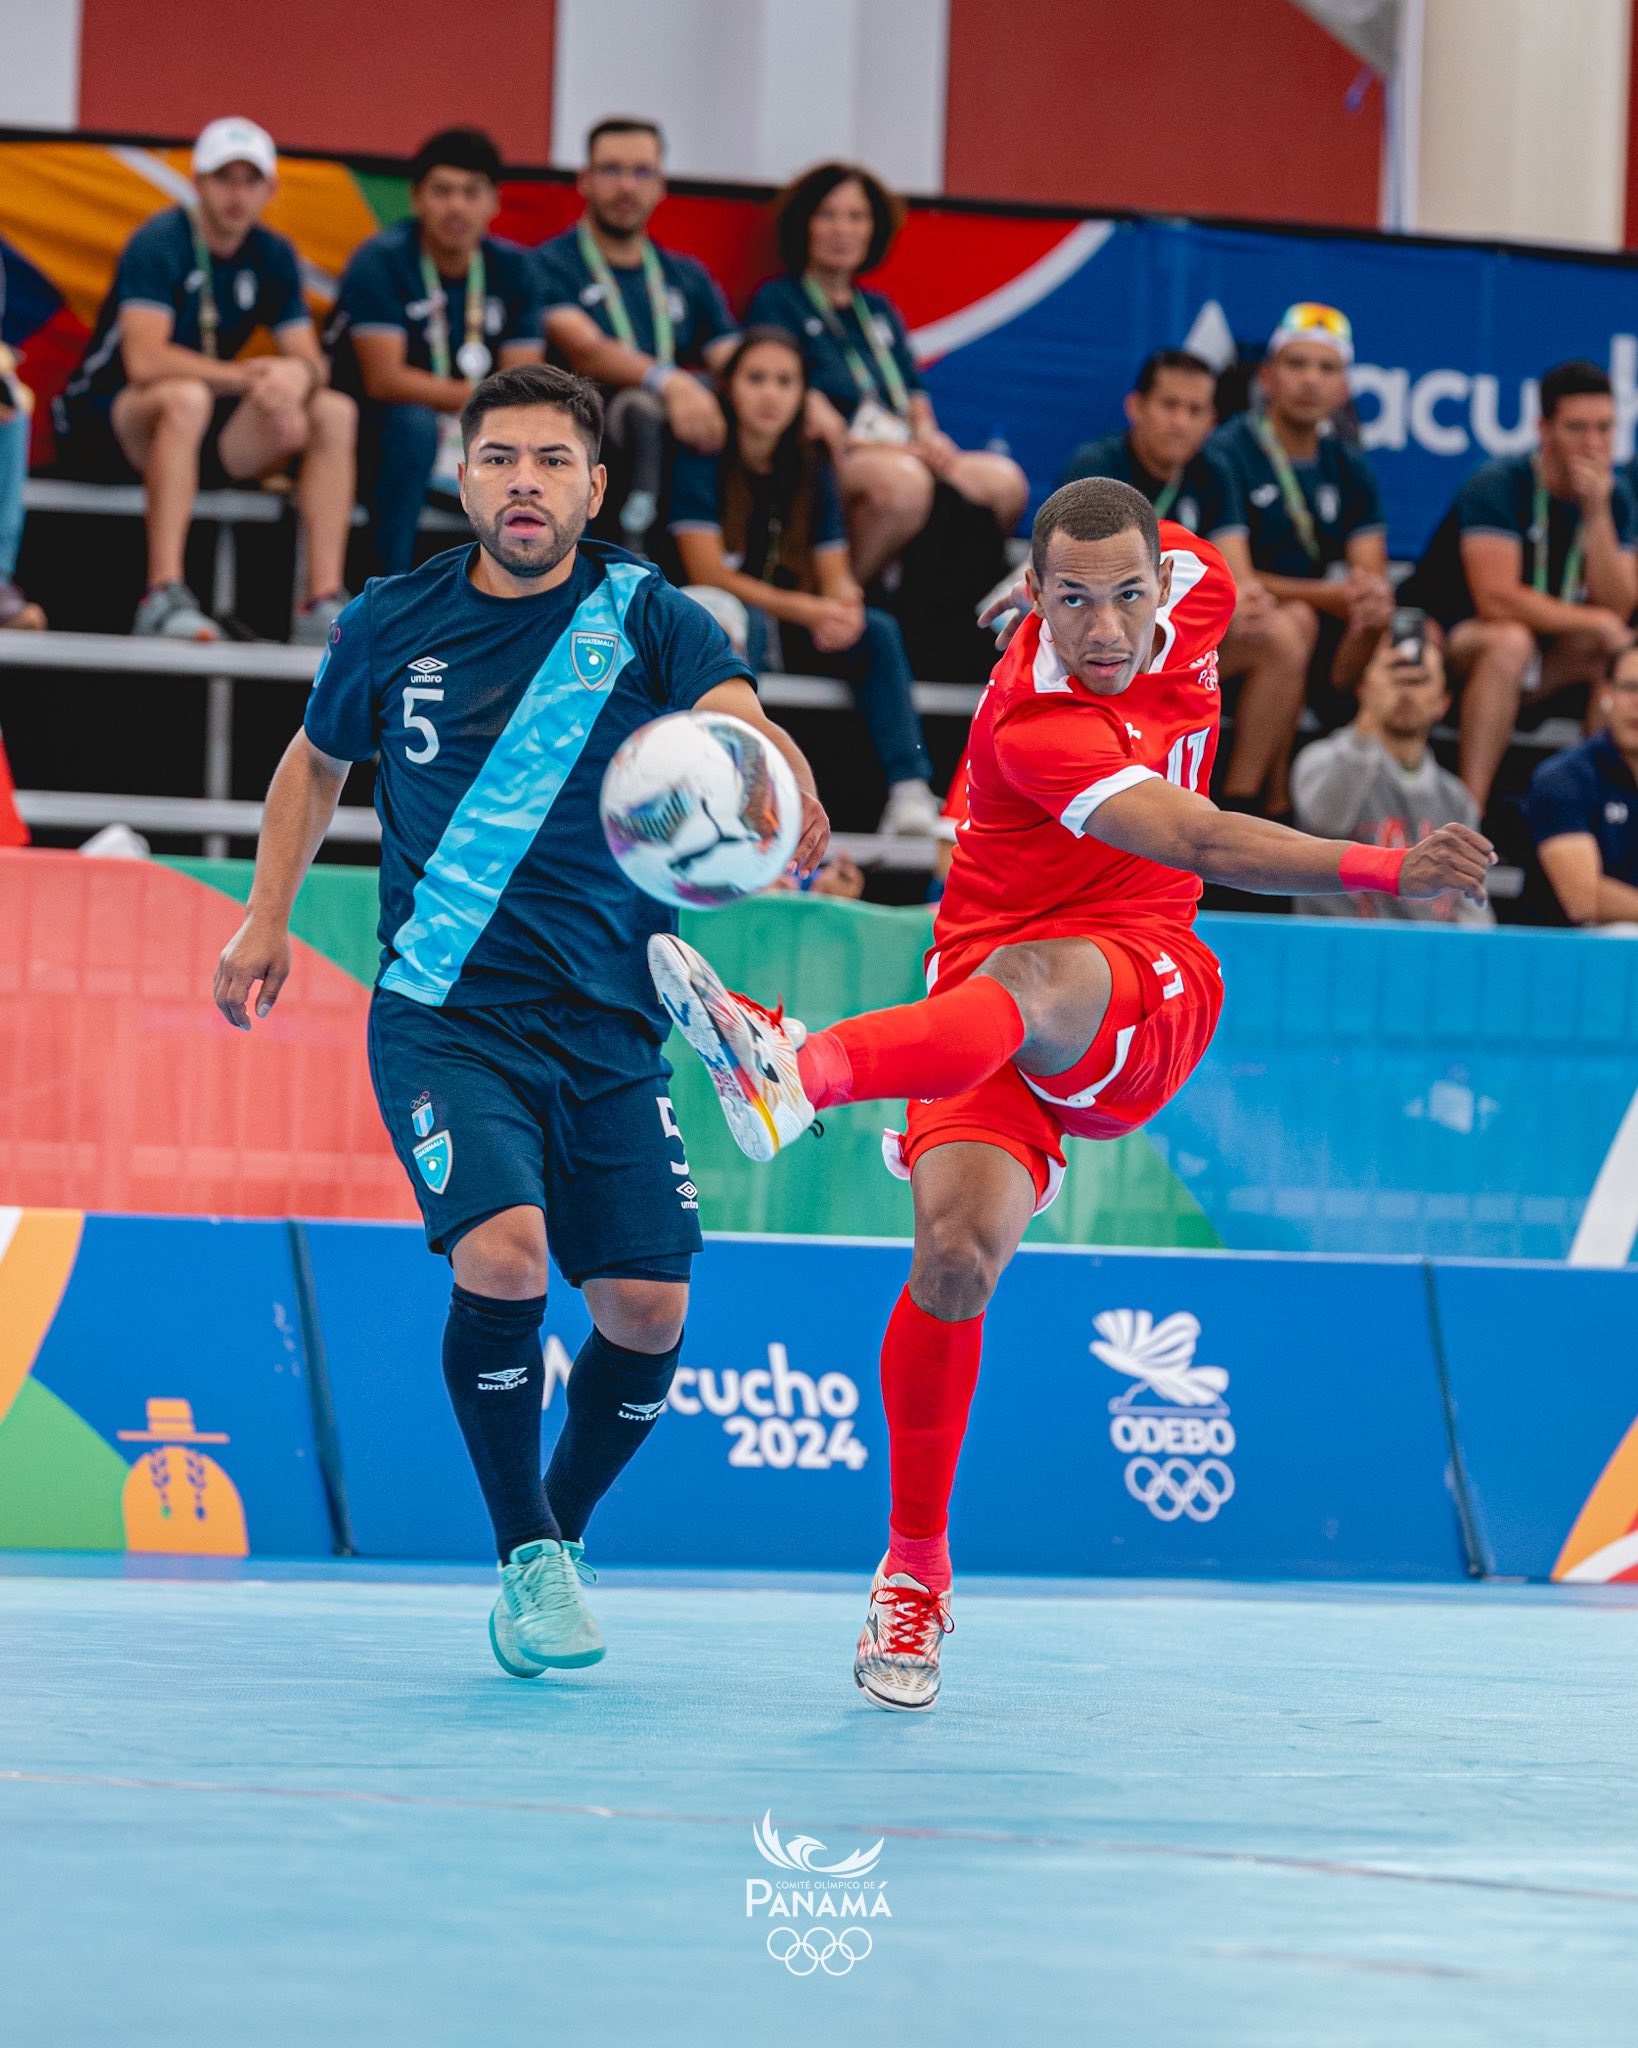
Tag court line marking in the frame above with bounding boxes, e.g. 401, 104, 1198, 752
5, 1770, 1636, 1908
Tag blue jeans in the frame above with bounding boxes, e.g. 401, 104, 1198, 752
360, 402, 440, 577
751, 603, 931, 787
0, 408, 28, 582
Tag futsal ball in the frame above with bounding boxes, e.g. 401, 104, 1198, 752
600, 711, 802, 910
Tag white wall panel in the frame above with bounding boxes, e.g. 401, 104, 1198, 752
0, 0, 81, 129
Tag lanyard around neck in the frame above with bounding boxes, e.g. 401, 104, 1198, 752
800, 274, 909, 419
577, 220, 674, 366
1254, 415, 1323, 564
188, 215, 222, 359
418, 241, 488, 379
1531, 458, 1586, 600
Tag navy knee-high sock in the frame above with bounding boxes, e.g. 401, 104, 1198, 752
441, 1285, 559, 1563
544, 1327, 682, 1543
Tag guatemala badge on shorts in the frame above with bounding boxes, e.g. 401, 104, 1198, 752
410, 1091, 435, 1139
412, 1129, 453, 1195
570, 630, 619, 688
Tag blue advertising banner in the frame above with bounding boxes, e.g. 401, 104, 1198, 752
1430, 1261, 1638, 1582
23, 1215, 333, 1557
308, 1226, 1468, 1581
920, 215, 1638, 554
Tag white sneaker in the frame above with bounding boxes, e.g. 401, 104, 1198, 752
853, 1559, 952, 1713
133, 581, 219, 642
648, 932, 814, 1163
877, 778, 943, 837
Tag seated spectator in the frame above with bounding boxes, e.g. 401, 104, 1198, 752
1291, 610, 1492, 923
1, 299, 45, 628
326, 127, 542, 576
669, 326, 939, 835
1527, 646, 1638, 925
53, 117, 355, 642
747, 162, 1028, 584
535, 117, 737, 550
1210, 303, 1393, 817
1404, 361, 1636, 813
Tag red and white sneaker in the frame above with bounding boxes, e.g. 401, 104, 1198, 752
648, 933, 814, 1163
853, 1558, 953, 1713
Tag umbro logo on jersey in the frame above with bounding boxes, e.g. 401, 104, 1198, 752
407, 656, 447, 674
477, 1367, 529, 1392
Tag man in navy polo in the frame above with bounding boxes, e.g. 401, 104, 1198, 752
1528, 647, 1638, 925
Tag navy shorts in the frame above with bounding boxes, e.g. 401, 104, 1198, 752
367, 988, 702, 1282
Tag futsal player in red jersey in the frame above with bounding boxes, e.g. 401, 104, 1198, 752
651, 477, 1494, 1711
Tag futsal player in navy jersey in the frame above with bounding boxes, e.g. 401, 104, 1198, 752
213, 363, 827, 1676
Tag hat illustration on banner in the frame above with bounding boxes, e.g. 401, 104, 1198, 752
117, 1398, 247, 1556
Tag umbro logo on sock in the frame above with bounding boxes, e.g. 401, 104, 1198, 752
617, 1398, 667, 1422
477, 1367, 530, 1392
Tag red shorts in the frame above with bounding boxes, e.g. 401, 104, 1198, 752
884, 923, 1223, 1211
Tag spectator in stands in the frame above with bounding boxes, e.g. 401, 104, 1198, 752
1526, 645, 1638, 925
747, 162, 1028, 583
326, 128, 542, 576
0, 263, 45, 629
669, 326, 938, 835
54, 118, 355, 643
1405, 361, 1637, 813
1210, 303, 1392, 818
535, 118, 738, 551
1291, 609, 1492, 923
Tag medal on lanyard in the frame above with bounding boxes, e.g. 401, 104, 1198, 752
799, 275, 910, 420
576, 221, 675, 366
188, 215, 221, 360
1531, 460, 1586, 600
419, 242, 490, 381
1253, 416, 1322, 564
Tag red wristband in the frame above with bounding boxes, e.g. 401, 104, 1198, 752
1338, 844, 1407, 895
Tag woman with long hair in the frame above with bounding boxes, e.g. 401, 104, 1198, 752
747, 161, 1028, 586
669, 325, 940, 836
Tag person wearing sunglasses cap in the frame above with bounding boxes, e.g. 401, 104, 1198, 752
54, 116, 356, 644
1209, 302, 1393, 820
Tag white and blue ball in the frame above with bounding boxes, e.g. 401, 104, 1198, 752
599, 711, 801, 910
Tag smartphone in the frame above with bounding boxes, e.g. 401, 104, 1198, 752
1389, 606, 1427, 666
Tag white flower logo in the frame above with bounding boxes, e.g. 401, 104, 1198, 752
1091, 1309, 1228, 1408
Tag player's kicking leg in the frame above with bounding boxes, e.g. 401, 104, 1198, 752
854, 1138, 1036, 1710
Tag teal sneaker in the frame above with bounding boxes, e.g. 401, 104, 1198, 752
489, 1538, 604, 1678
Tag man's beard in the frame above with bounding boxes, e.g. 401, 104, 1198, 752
472, 503, 585, 580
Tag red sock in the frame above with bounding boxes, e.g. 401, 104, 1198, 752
797, 977, 1024, 1110
879, 1288, 983, 1594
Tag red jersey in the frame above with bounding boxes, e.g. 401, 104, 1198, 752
933, 524, 1235, 973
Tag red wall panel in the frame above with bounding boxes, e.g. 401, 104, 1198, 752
77, 0, 556, 164
943, 0, 1381, 228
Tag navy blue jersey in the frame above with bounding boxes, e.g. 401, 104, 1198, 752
61, 206, 307, 410
1526, 732, 1638, 885
324, 220, 542, 398
303, 540, 753, 1020
745, 276, 922, 420
1057, 430, 1246, 541
1208, 413, 1385, 578
535, 228, 736, 368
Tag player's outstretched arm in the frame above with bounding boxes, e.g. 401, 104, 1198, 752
1088, 776, 1496, 906
696, 678, 831, 880
212, 732, 350, 1030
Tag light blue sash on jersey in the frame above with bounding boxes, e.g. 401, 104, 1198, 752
380, 559, 650, 1007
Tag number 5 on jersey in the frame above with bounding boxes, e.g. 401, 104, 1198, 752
403, 684, 444, 764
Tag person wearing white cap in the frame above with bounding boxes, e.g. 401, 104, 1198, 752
54, 116, 356, 644
1208, 302, 1393, 821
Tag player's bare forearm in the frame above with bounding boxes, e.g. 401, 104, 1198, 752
695, 677, 830, 877
1255, 573, 1348, 617
1091, 777, 1495, 904
214, 734, 349, 1030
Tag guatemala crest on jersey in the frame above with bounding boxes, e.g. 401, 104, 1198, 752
412, 1129, 453, 1194
570, 630, 620, 687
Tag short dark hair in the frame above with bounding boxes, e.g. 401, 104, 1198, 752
774, 161, 903, 276
586, 116, 664, 159
1540, 360, 1613, 419
460, 363, 604, 461
1031, 477, 1160, 580
1134, 348, 1215, 397
411, 126, 502, 189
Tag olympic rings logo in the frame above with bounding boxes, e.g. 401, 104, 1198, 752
1124, 1455, 1235, 1522
766, 1928, 873, 1975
